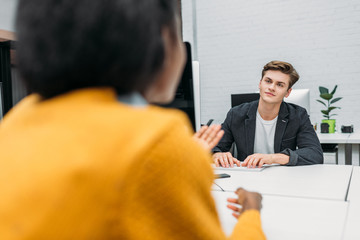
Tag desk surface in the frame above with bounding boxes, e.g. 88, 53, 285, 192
343, 202, 360, 240
343, 166, 360, 239
317, 132, 360, 144
214, 164, 352, 201
347, 166, 360, 200
346, 133, 360, 143
317, 132, 350, 143
212, 191, 348, 240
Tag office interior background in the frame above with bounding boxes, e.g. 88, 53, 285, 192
1, 0, 360, 131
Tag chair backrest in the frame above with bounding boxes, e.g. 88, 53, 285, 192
231, 93, 259, 108
284, 89, 310, 114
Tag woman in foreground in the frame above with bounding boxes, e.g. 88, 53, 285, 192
0, 0, 265, 239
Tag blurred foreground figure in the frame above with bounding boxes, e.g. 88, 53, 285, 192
0, 0, 265, 239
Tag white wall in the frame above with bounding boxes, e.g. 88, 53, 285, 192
0, 0, 18, 31
181, 0, 196, 59
1, 0, 359, 130
182, 0, 360, 131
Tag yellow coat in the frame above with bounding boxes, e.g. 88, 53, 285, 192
0, 88, 265, 240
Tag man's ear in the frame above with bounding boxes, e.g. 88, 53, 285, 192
285, 88, 292, 98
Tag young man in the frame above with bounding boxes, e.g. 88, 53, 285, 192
213, 61, 323, 168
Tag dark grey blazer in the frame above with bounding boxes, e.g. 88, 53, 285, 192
213, 100, 323, 166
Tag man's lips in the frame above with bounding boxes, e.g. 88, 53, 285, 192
265, 92, 275, 96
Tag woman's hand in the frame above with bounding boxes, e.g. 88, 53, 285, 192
193, 124, 224, 152
227, 188, 262, 219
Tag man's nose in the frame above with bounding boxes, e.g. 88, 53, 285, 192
268, 83, 275, 91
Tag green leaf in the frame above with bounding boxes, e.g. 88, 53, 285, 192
331, 85, 338, 95
319, 86, 329, 94
319, 85, 342, 119
330, 97, 342, 104
320, 93, 333, 100
327, 107, 340, 113
321, 110, 329, 115
316, 100, 327, 107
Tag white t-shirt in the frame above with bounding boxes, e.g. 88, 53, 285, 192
253, 110, 278, 154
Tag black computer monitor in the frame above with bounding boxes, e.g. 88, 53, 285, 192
158, 42, 196, 131
231, 93, 260, 108
175, 42, 194, 101
0, 41, 29, 118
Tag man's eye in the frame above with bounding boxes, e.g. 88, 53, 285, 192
278, 83, 284, 87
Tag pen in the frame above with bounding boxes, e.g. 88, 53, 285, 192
206, 119, 214, 126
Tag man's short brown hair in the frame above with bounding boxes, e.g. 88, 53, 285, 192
262, 61, 299, 89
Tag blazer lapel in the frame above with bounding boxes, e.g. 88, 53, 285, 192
274, 102, 289, 153
245, 101, 258, 155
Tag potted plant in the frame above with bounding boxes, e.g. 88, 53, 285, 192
316, 85, 342, 133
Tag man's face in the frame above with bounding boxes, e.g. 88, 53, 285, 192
259, 70, 292, 104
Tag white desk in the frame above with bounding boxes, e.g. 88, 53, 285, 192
346, 133, 360, 166
212, 183, 223, 191
347, 166, 360, 201
317, 132, 349, 165
343, 203, 360, 240
343, 166, 360, 240
212, 191, 348, 240
317, 132, 350, 144
317, 132, 360, 165
214, 164, 352, 201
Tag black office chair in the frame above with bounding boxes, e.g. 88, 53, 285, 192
229, 93, 260, 158
231, 93, 260, 108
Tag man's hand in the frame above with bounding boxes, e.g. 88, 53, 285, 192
193, 124, 224, 152
227, 188, 262, 219
213, 152, 241, 168
242, 153, 290, 168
